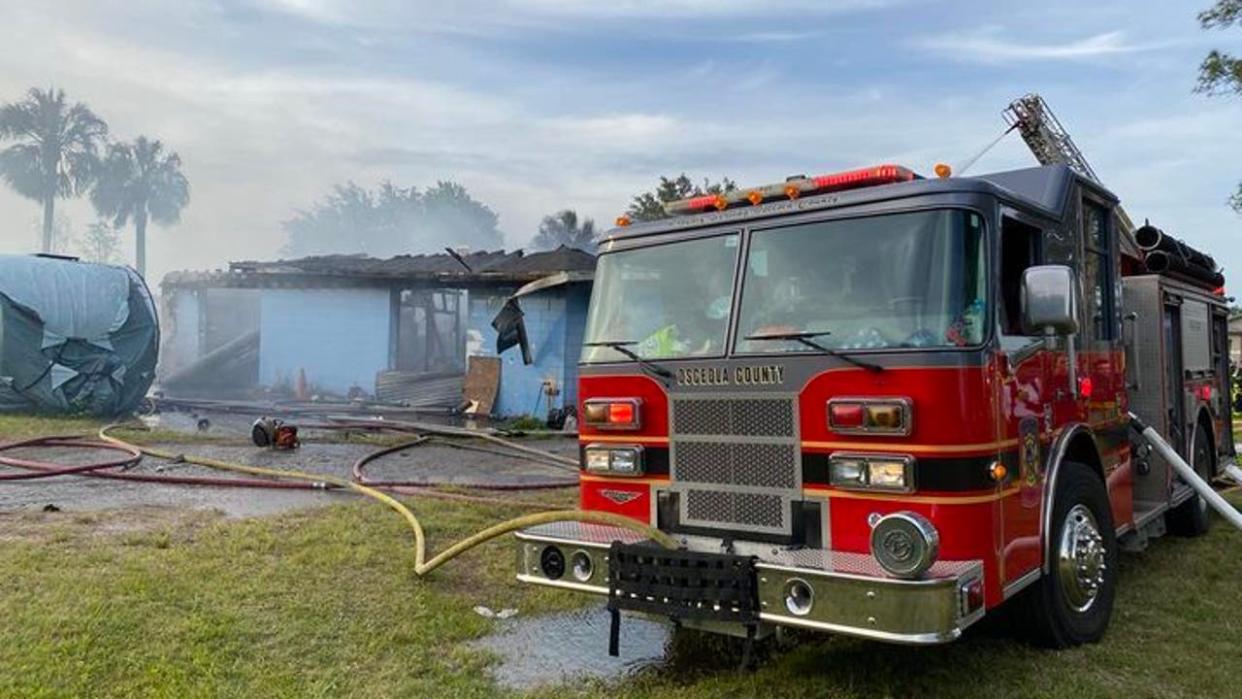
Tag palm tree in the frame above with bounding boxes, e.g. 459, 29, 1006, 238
530, 209, 598, 251
91, 136, 189, 276
0, 87, 108, 252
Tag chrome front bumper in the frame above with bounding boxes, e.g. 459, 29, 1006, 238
515, 521, 986, 645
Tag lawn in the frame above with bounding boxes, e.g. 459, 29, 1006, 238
0, 416, 1240, 697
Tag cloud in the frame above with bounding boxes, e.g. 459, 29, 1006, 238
728, 30, 823, 43
251, 0, 893, 32
915, 29, 1153, 62
2, 0, 1239, 291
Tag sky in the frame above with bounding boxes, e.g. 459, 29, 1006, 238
0, 0, 1239, 288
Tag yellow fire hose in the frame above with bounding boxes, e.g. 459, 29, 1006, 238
99, 424, 677, 576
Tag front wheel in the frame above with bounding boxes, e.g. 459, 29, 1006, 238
1013, 461, 1118, 648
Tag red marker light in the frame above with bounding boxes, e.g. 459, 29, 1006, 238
810, 164, 916, 191
608, 401, 635, 425
1197, 385, 1213, 401
829, 402, 865, 429
663, 164, 919, 216
583, 398, 641, 430
1078, 377, 1094, 399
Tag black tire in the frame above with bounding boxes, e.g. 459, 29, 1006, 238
1167, 421, 1213, 537
1012, 461, 1118, 648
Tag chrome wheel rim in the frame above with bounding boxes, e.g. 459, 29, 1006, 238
1057, 504, 1106, 613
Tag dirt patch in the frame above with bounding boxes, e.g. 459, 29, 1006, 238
0, 505, 225, 545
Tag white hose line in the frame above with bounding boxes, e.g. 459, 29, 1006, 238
1226, 464, 1242, 489
1131, 415, 1242, 530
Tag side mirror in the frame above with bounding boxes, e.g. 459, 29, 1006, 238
1021, 265, 1079, 336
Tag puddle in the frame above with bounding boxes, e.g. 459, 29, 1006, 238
470, 603, 671, 692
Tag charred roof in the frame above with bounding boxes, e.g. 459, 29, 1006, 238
162, 245, 596, 290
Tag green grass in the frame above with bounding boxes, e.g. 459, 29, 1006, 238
2, 492, 1241, 698
0, 413, 225, 445
0, 496, 582, 698
0, 416, 1238, 696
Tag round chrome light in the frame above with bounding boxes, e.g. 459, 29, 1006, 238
540, 546, 565, 580
570, 550, 593, 582
783, 578, 815, 616
870, 511, 939, 579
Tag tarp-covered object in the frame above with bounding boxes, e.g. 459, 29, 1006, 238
0, 255, 159, 415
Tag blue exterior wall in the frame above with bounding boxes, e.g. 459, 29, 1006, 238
259, 288, 391, 395
468, 283, 591, 418
560, 285, 590, 411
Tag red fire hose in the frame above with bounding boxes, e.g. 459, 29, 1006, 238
0, 437, 142, 480
352, 437, 577, 491
0, 428, 577, 497
0, 436, 333, 490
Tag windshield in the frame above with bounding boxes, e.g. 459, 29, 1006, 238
582, 234, 739, 363
735, 210, 987, 353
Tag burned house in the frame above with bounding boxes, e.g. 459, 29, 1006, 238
159, 246, 595, 419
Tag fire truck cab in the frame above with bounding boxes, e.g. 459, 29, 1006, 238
512, 163, 1233, 649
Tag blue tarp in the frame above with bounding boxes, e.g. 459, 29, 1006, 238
0, 255, 159, 416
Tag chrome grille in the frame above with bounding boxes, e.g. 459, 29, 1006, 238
669, 394, 800, 535
673, 397, 793, 437
686, 491, 784, 529
675, 442, 795, 489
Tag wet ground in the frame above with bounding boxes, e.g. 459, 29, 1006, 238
0, 411, 577, 517
469, 603, 672, 691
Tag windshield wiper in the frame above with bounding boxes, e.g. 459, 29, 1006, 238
744, 330, 884, 373
583, 340, 674, 380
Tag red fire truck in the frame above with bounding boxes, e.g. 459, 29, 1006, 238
511, 105, 1234, 651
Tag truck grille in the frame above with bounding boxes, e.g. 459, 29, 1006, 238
672, 397, 795, 437
669, 395, 800, 535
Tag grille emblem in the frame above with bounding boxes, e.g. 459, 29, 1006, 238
600, 489, 641, 505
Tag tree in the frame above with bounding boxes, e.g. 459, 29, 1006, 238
79, 220, 123, 264
626, 174, 737, 222
0, 87, 107, 252
419, 181, 503, 252
28, 213, 75, 254
282, 181, 419, 257
91, 136, 190, 277
281, 180, 503, 257
530, 209, 597, 250
1197, 0, 1242, 212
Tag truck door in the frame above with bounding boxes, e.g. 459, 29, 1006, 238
996, 211, 1049, 585
1077, 197, 1130, 526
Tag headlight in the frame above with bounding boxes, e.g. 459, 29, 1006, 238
829, 458, 867, 487
583, 444, 644, 476
829, 453, 914, 492
870, 511, 939, 579
610, 448, 639, 474
867, 460, 910, 490
585, 448, 612, 472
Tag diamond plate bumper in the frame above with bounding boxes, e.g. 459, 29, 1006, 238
514, 521, 987, 645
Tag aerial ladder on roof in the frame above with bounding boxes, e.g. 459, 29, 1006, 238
1003, 94, 1142, 256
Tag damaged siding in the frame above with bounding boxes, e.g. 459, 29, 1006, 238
467, 284, 590, 418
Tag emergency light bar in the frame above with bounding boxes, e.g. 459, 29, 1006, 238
662, 164, 919, 216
